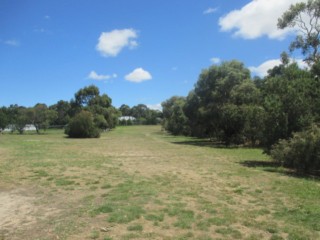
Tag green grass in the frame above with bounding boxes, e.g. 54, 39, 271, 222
0, 126, 319, 240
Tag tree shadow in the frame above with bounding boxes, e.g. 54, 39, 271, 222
239, 160, 320, 180
240, 160, 281, 168
171, 140, 238, 149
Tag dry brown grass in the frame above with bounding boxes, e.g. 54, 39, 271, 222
0, 126, 319, 240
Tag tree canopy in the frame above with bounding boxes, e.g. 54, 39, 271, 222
278, 0, 320, 65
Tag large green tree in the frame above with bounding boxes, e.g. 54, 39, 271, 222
192, 60, 251, 143
70, 85, 117, 130
261, 62, 317, 149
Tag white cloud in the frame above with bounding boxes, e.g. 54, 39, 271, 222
147, 103, 162, 111
4, 39, 19, 47
219, 0, 306, 40
210, 57, 221, 64
87, 71, 117, 81
125, 68, 152, 83
203, 7, 217, 15
249, 58, 308, 77
249, 59, 281, 77
96, 28, 138, 57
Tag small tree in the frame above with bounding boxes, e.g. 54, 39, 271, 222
65, 111, 100, 138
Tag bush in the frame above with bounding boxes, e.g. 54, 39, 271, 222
65, 111, 100, 138
271, 124, 320, 174
94, 114, 108, 130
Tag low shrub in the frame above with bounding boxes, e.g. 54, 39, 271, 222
65, 111, 100, 138
271, 124, 320, 174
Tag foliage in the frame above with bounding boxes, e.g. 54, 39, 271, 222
262, 63, 317, 149
29, 103, 57, 133
49, 100, 71, 126
271, 124, 320, 174
163, 60, 257, 145
118, 104, 162, 125
15, 107, 29, 134
94, 114, 108, 130
161, 96, 190, 135
278, 0, 320, 65
0, 107, 8, 130
65, 111, 100, 138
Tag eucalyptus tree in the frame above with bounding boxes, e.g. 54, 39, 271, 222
162, 96, 190, 135
278, 0, 320, 65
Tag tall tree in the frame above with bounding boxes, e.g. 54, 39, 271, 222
119, 104, 131, 116
74, 85, 100, 107
29, 104, 57, 133
0, 107, 8, 130
50, 100, 71, 126
262, 62, 316, 149
192, 60, 251, 142
162, 96, 190, 135
278, 0, 320, 65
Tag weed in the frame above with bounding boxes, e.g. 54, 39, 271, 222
90, 229, 99, 239
127, 224, 143, 231
55, 178, 75, 186
107, 205, 145, 223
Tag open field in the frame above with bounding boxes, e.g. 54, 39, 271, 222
0, 126, 319, 240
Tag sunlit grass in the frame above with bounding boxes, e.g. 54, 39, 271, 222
0, 126, 319, 239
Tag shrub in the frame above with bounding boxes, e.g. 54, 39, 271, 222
65, 111, 100, 138
94, 114, 108, 130
271, 124, 320, 174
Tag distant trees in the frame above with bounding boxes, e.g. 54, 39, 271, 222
0, 84, 162, 135
29, 104, 57, 133
118, 103, 162, 125
49, 100, 71, 126
0, 85, 120, 137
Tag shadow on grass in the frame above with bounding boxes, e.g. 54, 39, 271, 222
171, 140, 238, 149
240, 160, 320, 180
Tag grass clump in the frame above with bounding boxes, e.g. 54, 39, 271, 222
127, 224, 143, 231
107, 205, 145, 223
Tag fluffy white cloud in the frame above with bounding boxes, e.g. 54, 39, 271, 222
210, 57, 221, 64
125, 68, 152, 83
147, 103, 162, 111
88, 71, 117, 80
219, 0, 306, 39
249, 58, 308, 77
96, 28, 138, 57
203, 7, 217, 15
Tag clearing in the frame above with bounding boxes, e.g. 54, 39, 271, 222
0, 126, 319, 240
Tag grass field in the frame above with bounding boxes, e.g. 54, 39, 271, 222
0, 126, 319, 240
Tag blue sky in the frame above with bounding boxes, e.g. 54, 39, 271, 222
0, 0, 306, 109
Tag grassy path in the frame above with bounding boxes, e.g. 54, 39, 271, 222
0, 126, 319, 240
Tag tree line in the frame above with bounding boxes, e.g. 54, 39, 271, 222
0, 85, 162, 137
162, 0, 320, 174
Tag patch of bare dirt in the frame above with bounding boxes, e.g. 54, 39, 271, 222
0, 188, 59, 240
